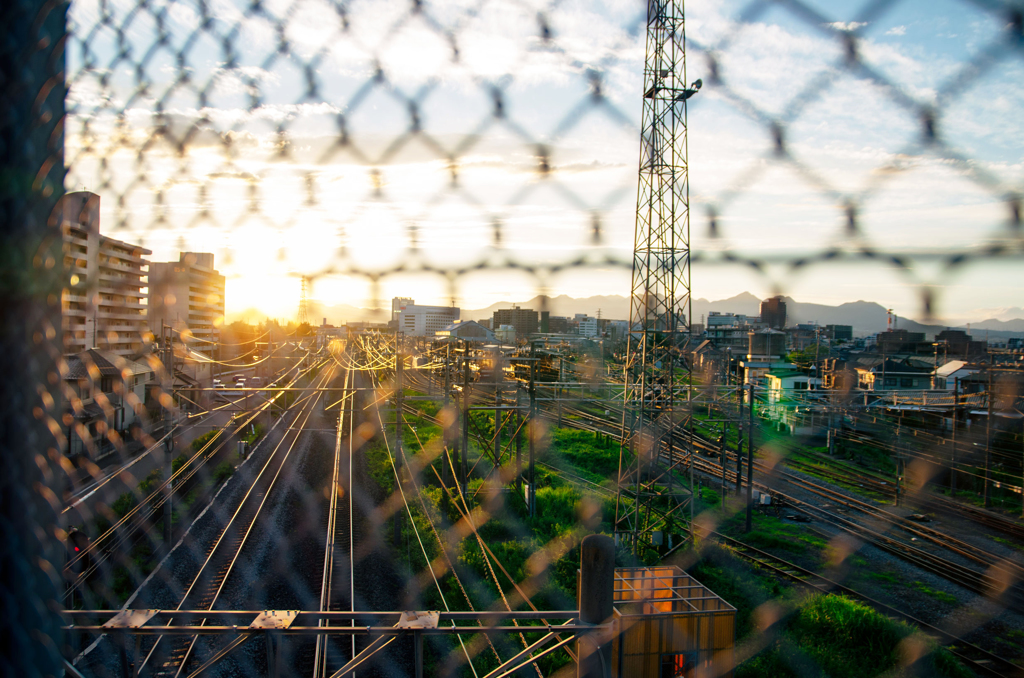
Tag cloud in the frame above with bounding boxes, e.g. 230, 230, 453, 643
886, 25, 907, 36
827, 21, 868, 32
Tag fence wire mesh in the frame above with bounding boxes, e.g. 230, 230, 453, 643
3, 0, 1024, 676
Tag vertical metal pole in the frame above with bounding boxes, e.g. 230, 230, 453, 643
415, 631, 424, 678
745, 383, 755, 534
394, 335, 403, 548
735, 384, 743, 492
577, 534, 615, 678
720, 424, 728, 508
461, 344, 470, 497
163, 326, 173, 551
443, 343, 451, 491
529, 343, 537, 517
515, 391, 522, 494
493, 386, 501, 469
985, 355, 993, 508
951, 377, 958, 495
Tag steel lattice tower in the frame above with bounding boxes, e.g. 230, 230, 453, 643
615, 0, 699, 555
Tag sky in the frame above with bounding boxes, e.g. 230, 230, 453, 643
65, 0, 1024, 325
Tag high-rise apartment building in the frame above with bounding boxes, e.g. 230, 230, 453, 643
148, 253, 226, 359
492, 306, 539, 338
60, 191, 152, 357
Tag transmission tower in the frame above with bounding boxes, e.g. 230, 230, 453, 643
615, 0, 701, 555
298, 276, 310, 325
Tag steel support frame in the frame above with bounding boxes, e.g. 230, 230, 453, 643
616, 0, 695, 555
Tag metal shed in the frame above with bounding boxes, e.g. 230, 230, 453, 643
612, 566, 736, 678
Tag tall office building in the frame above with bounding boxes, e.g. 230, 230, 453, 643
148, 253, 226, 359
60, 191, 152, 357
392, 297, 414, 322
760, 296, 787, 329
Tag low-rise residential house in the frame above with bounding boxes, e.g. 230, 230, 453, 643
765, 370, 818, 404
856, 359, 932, 391
933, 360, 979, 391
63, 349, 155, 459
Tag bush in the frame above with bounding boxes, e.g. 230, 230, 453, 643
191, 430, 219, 452
112, 491, 137, 519
213, 462, 235, 484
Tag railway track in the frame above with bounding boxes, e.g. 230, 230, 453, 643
536, 442, 1024, 678
313, 358, 356, 678
140, 360, 334, 677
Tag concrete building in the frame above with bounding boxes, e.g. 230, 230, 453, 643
435, 320, 495, 343
392, 297, 414, 322
148, 252, 226, 360
493, 306, 538, 338
760, 296, 787, 329
707, 311, 762, 328
495, 325, 517, 343
576, 315, 599, 338
396, 302, 459, 337
825, 324, 853, 343
63, 348, 155, 459
60, 191, 152, 357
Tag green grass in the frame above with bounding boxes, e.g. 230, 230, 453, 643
910, 581, 957, 605
740, 594, 972, 678
721, 513, 828, 560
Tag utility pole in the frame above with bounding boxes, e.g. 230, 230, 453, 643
528, 342, 537, 516
735, 381, 743, 493
162, 325, 174, 552
442, 343, 451, 492
461, 343, 470, 498
951, 377, 959, 495
744, 383, 755, 533
985, 354, 993, 508
394, 333, 403, 548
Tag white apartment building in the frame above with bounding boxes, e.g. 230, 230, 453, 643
392, 297, 414, 322
61, 191, 152, 357
576, 315, 599, 338
396, 302, 460, 337
149, 253, 226, 359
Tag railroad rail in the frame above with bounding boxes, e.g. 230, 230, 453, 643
139, 360, 334, 677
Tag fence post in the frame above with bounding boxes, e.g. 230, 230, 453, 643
0, 0, 68, 669
578, 534, 615, 678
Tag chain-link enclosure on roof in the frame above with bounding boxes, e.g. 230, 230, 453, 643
4, 0, 1024, 676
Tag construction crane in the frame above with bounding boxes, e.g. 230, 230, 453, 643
615, 0, 701, 555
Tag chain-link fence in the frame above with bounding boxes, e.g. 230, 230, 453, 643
3, 0, 1024, 675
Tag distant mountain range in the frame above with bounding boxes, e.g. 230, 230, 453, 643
229, 293, 1024, 339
